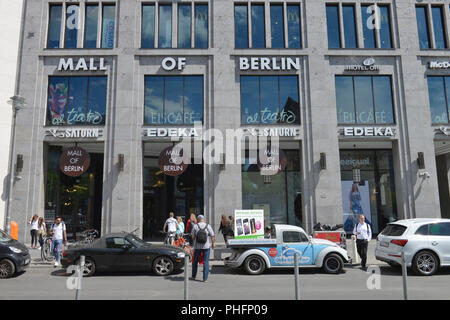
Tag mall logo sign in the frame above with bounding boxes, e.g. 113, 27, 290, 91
345, 58, 379, 71
58, 57, 107, 71
343, 127, 395, 137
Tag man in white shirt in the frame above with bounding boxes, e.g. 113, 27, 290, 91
50, 217, 67, 267
163, 212, 178, 245
353, 214, 372, 270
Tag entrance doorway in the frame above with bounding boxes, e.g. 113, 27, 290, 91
44, 145, 103, 240
143, 143, 204, 240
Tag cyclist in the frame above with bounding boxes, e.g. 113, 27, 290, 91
163, 212, 178, 245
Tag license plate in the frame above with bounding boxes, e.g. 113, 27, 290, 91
380, 241, 389, 248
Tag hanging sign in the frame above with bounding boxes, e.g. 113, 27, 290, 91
59, 146, 91, 177
158, 146, 188, 176
257, 148, 287, 175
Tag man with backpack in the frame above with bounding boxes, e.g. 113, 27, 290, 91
50, 217, 67, 267
352, 214, 372, 271
190, 215, 215, 282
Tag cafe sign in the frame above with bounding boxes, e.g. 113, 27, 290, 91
59, 146, 91, 177
158, 146, 188, 176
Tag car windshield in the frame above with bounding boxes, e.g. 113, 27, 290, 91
126, 235, 147, 248
0, 230, 12, 243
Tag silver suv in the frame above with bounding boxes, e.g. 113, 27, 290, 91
376, 219, 450, 276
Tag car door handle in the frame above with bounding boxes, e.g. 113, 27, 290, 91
432, 241, 438, 246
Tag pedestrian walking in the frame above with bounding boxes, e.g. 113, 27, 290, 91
218, 215, 233, 244
28, 214, 39, 249
185, 213, 197, 246
190, 215, 215, 282
352, 214, 372, 271
176, 216, 185, 237
50, 217, 67, 267
38, 217, 46, 248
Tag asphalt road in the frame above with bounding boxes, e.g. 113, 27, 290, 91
1, 264, 450, 300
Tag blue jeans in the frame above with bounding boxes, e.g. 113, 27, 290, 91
192, 249, 210, 281
51, 239, 63, 262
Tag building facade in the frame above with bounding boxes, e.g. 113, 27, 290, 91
0, 0, 24, 230
8, 0, 450, 243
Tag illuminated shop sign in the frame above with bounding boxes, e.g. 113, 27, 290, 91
57, 57, 107, 71
345, 58, 379, 71
46, 128, 102, 139
244, 127, 299, 137
428, 61, 450, 69
239, 57, 301, 71
343, 127, 395, 137
144, 127, 201, 138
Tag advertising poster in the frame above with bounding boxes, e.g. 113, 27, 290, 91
341, 180, 371, 233
234, 209, 264, 239
48, 80, 68, 124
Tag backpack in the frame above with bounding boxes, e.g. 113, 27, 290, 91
196, 224, 209, 244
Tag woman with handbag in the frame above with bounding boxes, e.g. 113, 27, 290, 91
218, 215, 233, 244
38, 217, 46, 248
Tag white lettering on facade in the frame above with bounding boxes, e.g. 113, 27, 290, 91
58, 58, 107, 71
239, 57, 301, 71
343, 127, 395, 137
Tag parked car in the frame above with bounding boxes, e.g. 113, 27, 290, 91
0, 229, 30, 278
61, 233, 186, 276
224, 224, 351, 275
376, 218, 450, 276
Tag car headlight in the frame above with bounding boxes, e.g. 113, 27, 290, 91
9, 247, 22, 254
177, 252, 186, 258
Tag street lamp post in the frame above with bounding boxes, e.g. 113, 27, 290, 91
4, 95, 25, 234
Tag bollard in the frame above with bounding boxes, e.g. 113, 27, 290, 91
294, 253, 300, 300
351, 236, 360, 265
401, 251, 408, 300
10, 221, 18, 240
184, 254, 189, 300
75, 255, 85, 300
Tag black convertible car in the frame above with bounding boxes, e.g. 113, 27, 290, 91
61, 233, 186, 276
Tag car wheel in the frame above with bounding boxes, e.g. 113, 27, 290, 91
153, 256, 174, 276
244, 255, 266, 275
413, 251, 438, 276
0, 259, 15, 279
322, 253, 344, 274
77, 257, 96, 277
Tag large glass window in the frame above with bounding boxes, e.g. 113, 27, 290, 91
195, 4, 208, 48
270, 5, 285, 48
142, 4, 155, 48
47, 76, 107, 126
251, 4, 265, 49
340, 150, 397, 235
101, 4, 116, 48
144, 76, 203, 125
427, 76, 450, 124
342, 5, 357, 48
379, 5, 392, 49
241, 75, 300, 125
361, 5, 376, 49
178, 5, 192, 49
287, 5, 301, 48
432, 6, 447, 49
84, 4, 99, 48
335, 76, 395, 124
326, 5, 341, 48
235, 5, 249, 48
48, 4, 62, 48
242, 149, 302, 227
64, 4, 79, 49
159, 4, 172, 48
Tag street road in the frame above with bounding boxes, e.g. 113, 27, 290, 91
1, 264, 449, 300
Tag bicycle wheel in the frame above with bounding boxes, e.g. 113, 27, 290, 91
41, 239, 54, 262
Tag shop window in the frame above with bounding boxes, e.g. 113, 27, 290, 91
335, 75, 395, 124
342, 5, 357, 48
48, 4, 63, 48
144, 76, 203, 125
84, 4, 99, 48
142, 4, 156, 48
326, 4, 341, 48
242, 149, 302, 227
427, 76, 450, 124
241, 75, 300, 125
416, 5, 447, 49
234, 4, 249, 48
361, 5, 393, 49
101, 4, 116, 48
195, 4, 209, 48
47, 76, 107, 126
252, 4, 265, 49
270, 5, 285, 48
340, 150, 397, 235
178, 4, 192, 49
287, 5, 301, 49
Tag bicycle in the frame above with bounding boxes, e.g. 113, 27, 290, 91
79, 229, 99, 245
173, 233, 193, 261
161, 230, 176, 245
41, 234, 54, 262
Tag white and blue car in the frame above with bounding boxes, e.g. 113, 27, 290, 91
224, 224, 351, 275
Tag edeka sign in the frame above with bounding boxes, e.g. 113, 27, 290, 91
57, 58, 107, 71
239, 57, 300, 71
144, 127, 200, 138
59, 146, 91, 177
343, 127, 395, 137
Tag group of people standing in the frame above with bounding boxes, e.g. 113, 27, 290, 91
27, 215, 47, 249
